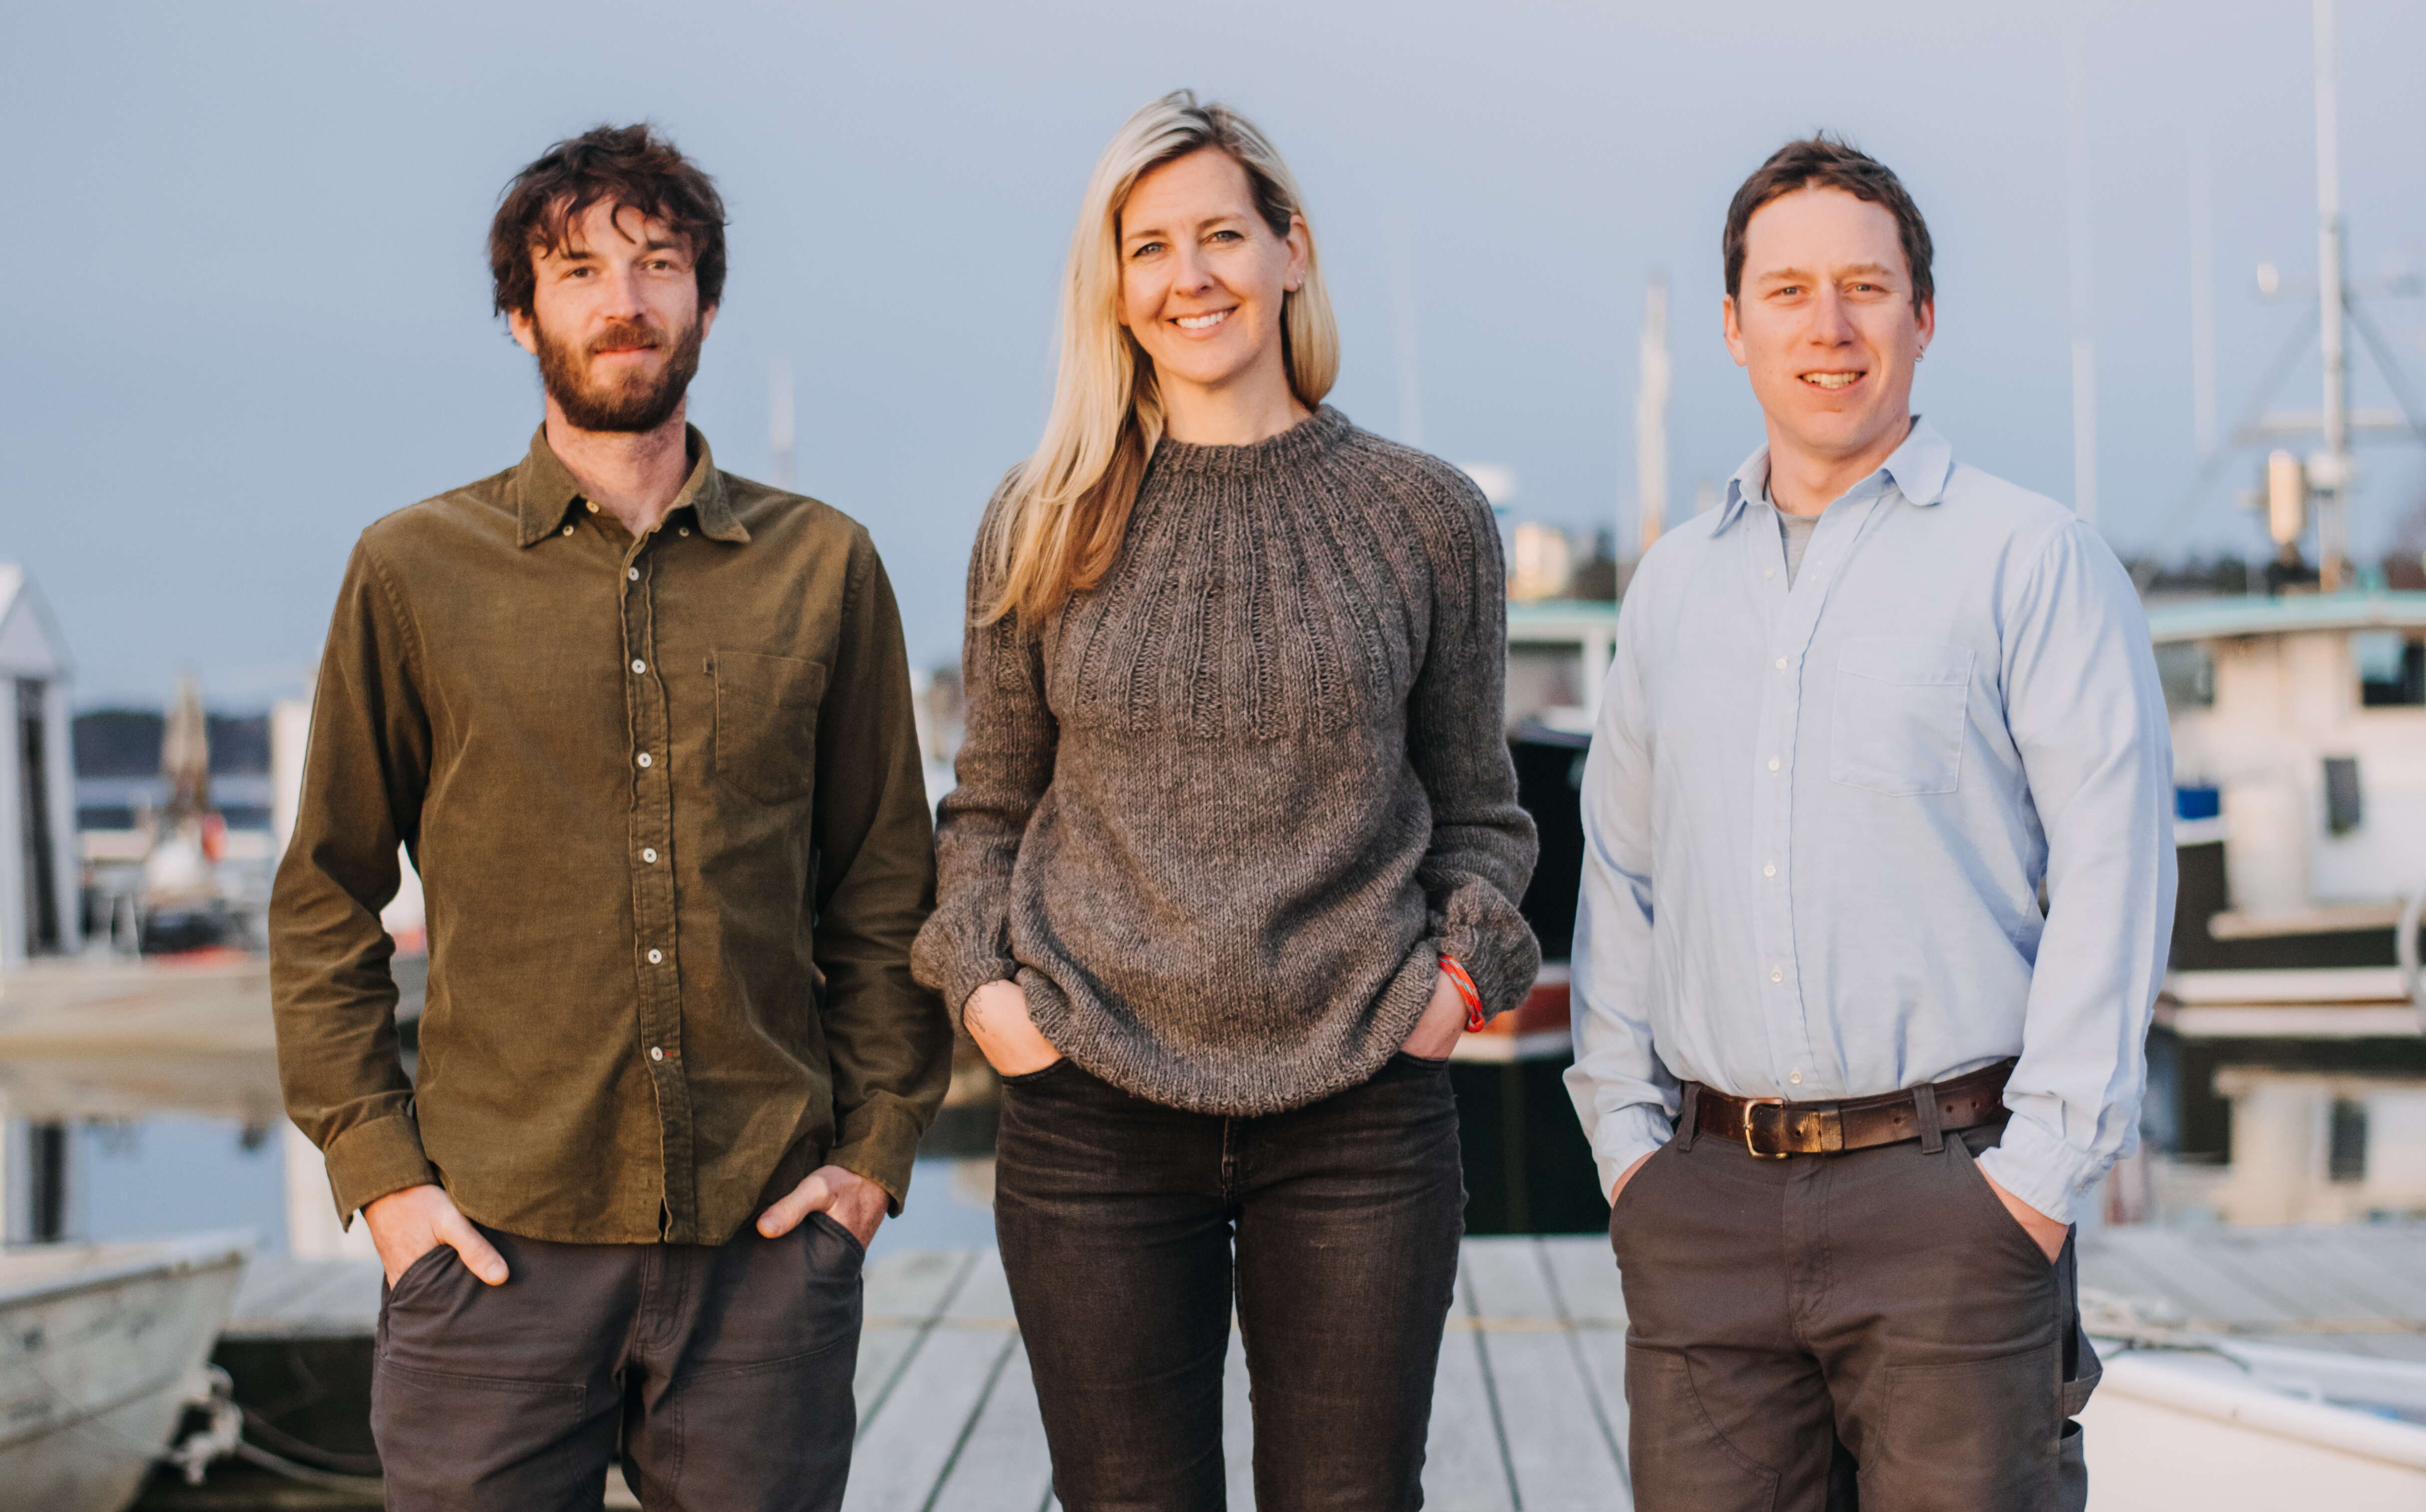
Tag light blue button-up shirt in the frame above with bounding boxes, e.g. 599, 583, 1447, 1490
1562, 419, 2175, 1223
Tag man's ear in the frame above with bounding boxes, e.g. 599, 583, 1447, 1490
506, 306, 540, 357
1721, 295, 1748, 369
1914, 297, 1936, 350
699, 303, 719, 342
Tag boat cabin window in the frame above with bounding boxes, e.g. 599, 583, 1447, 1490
2155, 643, 2214, 711
2328, 1097, 2368, 1183
2323, 756, 2364, 834
2355, 630, 2426, 706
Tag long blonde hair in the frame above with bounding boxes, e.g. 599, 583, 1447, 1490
980, 90, 1340, 625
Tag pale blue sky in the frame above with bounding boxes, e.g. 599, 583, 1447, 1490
8, 0, 2426, 703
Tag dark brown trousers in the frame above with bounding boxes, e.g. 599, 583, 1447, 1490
1611, 1098, 2097, 1512
371, 1215, 864, 1512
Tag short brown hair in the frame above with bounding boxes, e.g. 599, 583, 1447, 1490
488, 124, 728, 320
1723, 134, 1933, 315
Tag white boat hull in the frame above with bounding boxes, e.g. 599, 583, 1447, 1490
2083, 1340, 2426, 1510
0, 1233, 249, 1512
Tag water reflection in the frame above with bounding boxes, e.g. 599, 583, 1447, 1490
76, 1115, 286, 1249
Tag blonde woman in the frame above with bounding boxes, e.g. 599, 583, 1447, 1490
912, 91, 1538, 1511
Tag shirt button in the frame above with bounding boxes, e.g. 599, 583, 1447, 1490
647, 948, 663, 964
636, 752, 652, 768
1775, 658, 1788, 671
1770, 968, 1784, 983
1789, 1071, 1804, 1086
642, 848, 658, 863
678, 526, 691, 537
649, 1046, 664, 1062
627, 567, 639, 581
1765, 568, 1776, 579
561, 524, 575, 536
586, 500, 600, 513
1763, 862, 1777, 877
1768, 757, 1781, 771
631, 659, 647, 675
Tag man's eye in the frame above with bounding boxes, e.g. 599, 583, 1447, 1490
1209, 229, 1241, 243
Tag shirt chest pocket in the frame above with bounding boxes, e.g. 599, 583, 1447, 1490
1828, 637, 1973, 796
712, 650, 827, 805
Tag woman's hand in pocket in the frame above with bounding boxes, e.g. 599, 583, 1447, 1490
966, 980, 1062, 1077
1399, 970, 1469, 1060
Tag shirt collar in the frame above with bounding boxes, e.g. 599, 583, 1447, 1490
1710, 415, 1954, 536
512, 424, 749, 547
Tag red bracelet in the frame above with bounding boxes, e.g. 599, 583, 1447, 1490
1439, 954, 1485, 1032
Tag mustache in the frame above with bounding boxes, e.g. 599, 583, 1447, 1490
586, 320, 665, 356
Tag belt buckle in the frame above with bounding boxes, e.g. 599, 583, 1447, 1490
1742, 1098, 1793, 1159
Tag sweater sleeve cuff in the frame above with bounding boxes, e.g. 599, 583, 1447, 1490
1975, 1117, 2102, 1227
1437, 892, 1543, 1021
910, 919, 1017, 1033
321, 1114, 438, 1228
828, 1094, 931, 1216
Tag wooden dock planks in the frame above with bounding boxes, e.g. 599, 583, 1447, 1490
219, 1223, 2426, 1510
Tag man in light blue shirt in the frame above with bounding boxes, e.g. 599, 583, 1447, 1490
1566, 136, 2174, 1510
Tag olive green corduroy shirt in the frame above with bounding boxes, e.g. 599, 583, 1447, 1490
271, 427, 950, 1246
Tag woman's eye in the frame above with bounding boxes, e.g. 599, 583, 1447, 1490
1131, 241, 1163, 259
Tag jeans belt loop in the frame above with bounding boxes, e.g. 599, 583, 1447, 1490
1913, 1079, 1947, 1155
1676, 1083, 1703, 1152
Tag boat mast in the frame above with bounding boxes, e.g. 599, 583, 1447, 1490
1634, 273, 1669, 560
2312, 0, 2352, 589
2064, 26, 2099, 527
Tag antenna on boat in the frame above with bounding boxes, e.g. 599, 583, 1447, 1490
1634, 273, 1670, 561
2135, 0, 2426, 592
2311, 0, 2352, 589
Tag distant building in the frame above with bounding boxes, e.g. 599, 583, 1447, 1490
0, 566, 81, 968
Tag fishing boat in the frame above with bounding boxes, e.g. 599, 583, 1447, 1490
0, 1232, 249, 1512
2144, 592, 2426, 1223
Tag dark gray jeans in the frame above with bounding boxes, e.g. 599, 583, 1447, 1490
1611, 1107, 2098, 1512
994, 1052, 1466, 1512
372, 1214, 863, 1512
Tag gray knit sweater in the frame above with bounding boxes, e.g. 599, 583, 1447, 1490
911, 407, 1540, 1115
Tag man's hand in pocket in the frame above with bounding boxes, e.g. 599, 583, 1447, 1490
363, 1183, 509, 1287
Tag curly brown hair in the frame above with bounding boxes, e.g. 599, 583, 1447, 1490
1723, 134, 1933, 316
488, 124, 728, 320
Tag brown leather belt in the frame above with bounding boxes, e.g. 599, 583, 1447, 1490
1693, 1059, 2015, 1158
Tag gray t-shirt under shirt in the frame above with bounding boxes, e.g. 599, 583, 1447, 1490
1777, 508, 1820, 585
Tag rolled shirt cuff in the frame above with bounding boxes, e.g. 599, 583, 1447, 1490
828, 1093, 932, 1216
1586, 1102, 1675, 1203
1975, 1115, 2104, 1227
320, 1113, 439, 1228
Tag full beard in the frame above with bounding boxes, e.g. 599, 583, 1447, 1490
534, 314, 703, 433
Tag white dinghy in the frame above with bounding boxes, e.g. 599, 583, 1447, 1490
0, 1232, 249, 1512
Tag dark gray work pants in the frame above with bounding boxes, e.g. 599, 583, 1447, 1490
1611, 1104, 2098, 1512
371, 1215, 864, 1512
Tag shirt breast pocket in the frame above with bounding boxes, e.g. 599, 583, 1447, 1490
712, 650, 827, 805
1828, 637, 1974, 796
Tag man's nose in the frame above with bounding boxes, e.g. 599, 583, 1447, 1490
598, 263, 649, 319
1808, 286, 1856, 343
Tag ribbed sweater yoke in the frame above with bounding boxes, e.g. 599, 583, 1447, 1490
913, 407, 1540, 1116
1056, 413, 1461, 743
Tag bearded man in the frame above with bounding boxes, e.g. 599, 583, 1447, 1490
270, 124, 949, 1511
